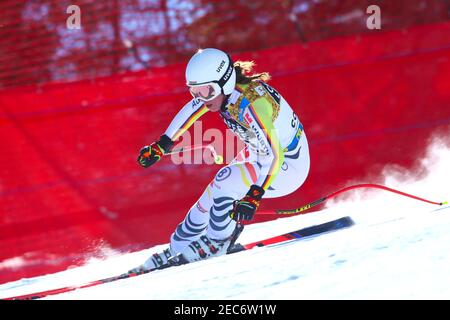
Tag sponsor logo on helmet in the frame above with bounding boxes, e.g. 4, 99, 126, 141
216, 60, 226, 73
222, 64, 232, 81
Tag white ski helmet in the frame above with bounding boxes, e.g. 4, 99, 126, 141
185, 48, 236, 101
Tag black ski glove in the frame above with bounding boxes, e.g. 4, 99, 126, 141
229, 185, 265, 222
137, 134, 174, 168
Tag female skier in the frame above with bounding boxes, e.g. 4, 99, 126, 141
135, 48, 310, 269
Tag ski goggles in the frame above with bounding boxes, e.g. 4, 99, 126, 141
188, 82, 222, 102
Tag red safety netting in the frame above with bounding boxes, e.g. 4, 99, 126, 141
0, 0, 448, 88
1, 18, 450, 283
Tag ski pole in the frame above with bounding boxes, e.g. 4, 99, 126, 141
166, 144, 224, 164
257, 183, 447, 215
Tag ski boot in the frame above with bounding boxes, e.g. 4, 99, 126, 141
127, 247, 175, 274
174, 223, 245, 263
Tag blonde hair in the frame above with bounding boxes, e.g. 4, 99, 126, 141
234, 61, 270, 84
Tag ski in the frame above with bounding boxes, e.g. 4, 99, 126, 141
3, 216, 354, 300
230, 215, 354, 252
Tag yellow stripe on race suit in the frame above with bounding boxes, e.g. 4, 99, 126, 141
236, 164, 252, 188
172, 104, 209, 141
206, 184, 212, 199
247, 100, 284, 191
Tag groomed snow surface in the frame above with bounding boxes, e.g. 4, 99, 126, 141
1, 140, 449, 300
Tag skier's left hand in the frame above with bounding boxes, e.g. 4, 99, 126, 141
229, 185, 265, 222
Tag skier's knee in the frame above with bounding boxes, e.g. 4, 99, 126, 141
211, 166, 247, 198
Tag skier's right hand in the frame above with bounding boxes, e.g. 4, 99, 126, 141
137, 143, 163, 168
137, 135, 174, 168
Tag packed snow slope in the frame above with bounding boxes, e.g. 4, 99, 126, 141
0, 142, 449, 300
